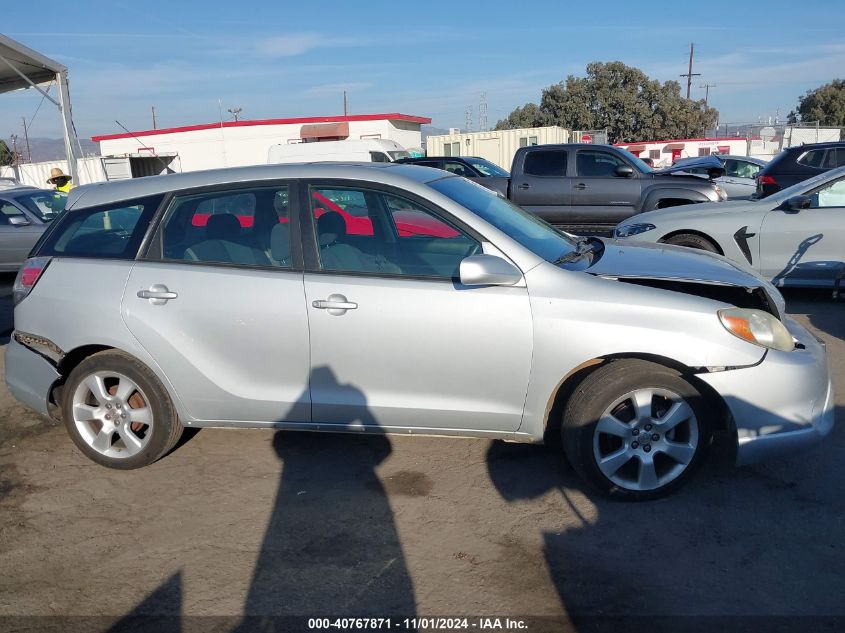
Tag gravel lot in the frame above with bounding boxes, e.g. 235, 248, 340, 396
0, 273, 843, 632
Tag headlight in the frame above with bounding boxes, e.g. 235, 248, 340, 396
718, 308, 794, 352
614, 223, 656, 238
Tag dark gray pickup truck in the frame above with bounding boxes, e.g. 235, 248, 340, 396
476, 144, 727, 233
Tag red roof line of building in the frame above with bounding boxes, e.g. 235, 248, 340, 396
615, 136, 747, 146
91, 113, 432, 142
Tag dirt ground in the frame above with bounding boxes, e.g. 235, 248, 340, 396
1, 274, 843, 632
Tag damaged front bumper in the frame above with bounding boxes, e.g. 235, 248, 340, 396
699, 317, 834, 465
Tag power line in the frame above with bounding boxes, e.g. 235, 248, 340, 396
699, 83, 717, 105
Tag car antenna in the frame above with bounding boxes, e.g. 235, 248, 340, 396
114, 120, 174, 175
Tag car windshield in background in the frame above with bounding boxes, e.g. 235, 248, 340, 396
430, 176, 577, 261
389, 150, 411, 161
616, 148, 654, 173
464, 157, 510, 177
15, 191, 67, 221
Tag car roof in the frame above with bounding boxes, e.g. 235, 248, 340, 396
68, 162, 450, 209
783, 141, 845, 152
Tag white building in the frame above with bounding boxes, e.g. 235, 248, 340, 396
425, 127, 571, 169
91, 113, 431, 173
616, 137, 749, 168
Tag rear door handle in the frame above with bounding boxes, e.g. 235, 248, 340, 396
517, 183, 530, 190
574, 183, 587, 190
137, 284, 178, 305
312, 293, 358, 315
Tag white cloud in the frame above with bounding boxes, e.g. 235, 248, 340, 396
255, 32, 371, 58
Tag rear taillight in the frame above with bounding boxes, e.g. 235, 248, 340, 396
13, 256, 52, 305
758, 175, 777, 186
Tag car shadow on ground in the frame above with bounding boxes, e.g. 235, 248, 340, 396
108, 367, 417, 633
487, 398, 844, 633
783, 287, 845, 342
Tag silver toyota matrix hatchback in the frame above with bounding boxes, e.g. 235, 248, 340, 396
6, 163, 834, 499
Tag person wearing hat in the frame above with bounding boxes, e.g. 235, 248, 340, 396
47, 167, 74, 193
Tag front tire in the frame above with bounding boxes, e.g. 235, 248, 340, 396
61, 350, 183, 469
664, 233, 719, 253
562, 360, 711, 500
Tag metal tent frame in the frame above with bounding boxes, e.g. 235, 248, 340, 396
0, 33, 80, 181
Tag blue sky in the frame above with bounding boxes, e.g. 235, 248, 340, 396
2, 0, 843, 141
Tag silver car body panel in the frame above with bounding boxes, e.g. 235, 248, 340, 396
615, 165, 845, 288
4, 337, 59, 416
5, 162, 834, 465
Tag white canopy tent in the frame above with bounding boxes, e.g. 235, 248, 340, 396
0, 33, 80, 181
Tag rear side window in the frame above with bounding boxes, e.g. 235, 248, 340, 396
797, 150, 826, 169
523, 150, 567, 177
823, 148, 845, 168
37, 195, 163, 259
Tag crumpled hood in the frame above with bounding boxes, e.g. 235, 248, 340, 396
587, 239, 781, 297
654, 155, 726, 177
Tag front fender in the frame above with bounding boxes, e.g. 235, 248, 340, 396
640, 186, 713, 212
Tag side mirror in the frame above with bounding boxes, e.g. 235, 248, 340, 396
785, 195, 811, 212
615, 165, 634, 178
459, 254, 523, 286
8, 215, 30, 226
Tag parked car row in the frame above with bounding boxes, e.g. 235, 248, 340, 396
6, 162, 833, 501
0, 187, 67, 272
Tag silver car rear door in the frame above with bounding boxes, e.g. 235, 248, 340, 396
122, 181, 311, 424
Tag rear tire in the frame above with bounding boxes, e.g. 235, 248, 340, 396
61, 350, 183, 469
562, 360, 711, 501
664, 233, 719, 253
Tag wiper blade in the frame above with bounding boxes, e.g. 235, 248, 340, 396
553, 237, 604, 265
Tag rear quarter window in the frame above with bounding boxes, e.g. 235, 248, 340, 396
36, 194, 163, 259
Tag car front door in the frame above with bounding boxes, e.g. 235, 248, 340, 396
759, 175, 845, 286
720, 159, 761, 199
301, 181, 533, 433
0, 199, 43, 269
509, 148, 571, 226
570, 149, 642, 227
122, 182, 311, 424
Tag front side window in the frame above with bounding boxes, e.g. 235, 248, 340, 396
812, 178, 845, 208
37, 195, 163, 259
369, 151, 391, 163
464, 157, 509, 177
160, 186, 291, 267
576, 150, 627, 177
523, 150, 567, 177
310, 185, 476, 278
726, 160, 761, 179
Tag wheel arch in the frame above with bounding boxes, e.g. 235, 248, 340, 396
658, 229, 724, 255
543, 353, 733, 441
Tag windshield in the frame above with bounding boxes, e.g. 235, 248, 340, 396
388, 150, 411, 161
616, 147, 654, 173
429, 176, 577, 261
14, 190, 67, 221
464, 157, 510, 177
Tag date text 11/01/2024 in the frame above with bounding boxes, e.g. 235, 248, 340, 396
308, 617, 529, 630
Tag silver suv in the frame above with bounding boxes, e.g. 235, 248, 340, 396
5, 163, 833, 499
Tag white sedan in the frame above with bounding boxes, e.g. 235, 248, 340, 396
614, 166, 845, 288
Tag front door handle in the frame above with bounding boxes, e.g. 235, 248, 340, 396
574, 183, 587, 190
312, 293, 358, 315
517, 183, 530, 190
137, 284, 178, 305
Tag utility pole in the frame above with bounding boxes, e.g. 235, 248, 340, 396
10, 134, 19, 165
21, 116, 31, 162
680, 43, 701, 99
343, 90, 348, 116
227, 107, 242, 122
699, 83, 716, 105
151, 106, 157, 130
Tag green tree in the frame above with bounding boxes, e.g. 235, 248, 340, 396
787, 80, 845, 127
495, 61, 719, 143
0, 139, 13, 166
